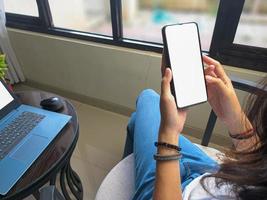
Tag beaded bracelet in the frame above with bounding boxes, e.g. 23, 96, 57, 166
153, 153, 181, 161
229, 128, 255, 140
154, 142, 182, 152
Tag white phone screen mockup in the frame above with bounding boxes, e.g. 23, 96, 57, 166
162, 23, 207, 108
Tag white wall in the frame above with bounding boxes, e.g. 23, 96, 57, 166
8, 28, 266, 137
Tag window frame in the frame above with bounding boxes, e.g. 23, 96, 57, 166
209, 0, 267, 72
4, 0, 267, 72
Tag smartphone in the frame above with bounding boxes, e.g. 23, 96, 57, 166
162, 22, 207, 108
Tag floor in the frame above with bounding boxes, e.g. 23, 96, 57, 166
69, 99, 129, 200
15, 85, 226, 200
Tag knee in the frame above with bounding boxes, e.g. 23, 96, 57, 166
138, 89, 158, 99
136, 89, 160, 105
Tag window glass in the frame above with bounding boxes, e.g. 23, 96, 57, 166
234, 0, 267, 48
122, 0, 219, 51
48, 0, 112, 36
4, 0, 38, 17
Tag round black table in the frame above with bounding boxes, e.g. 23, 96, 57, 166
0, 91, 83, 200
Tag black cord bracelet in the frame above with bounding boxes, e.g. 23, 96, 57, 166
155, 142, 182, 152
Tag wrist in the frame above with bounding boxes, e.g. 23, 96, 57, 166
158, 131, 179, 144
226, 113, 253, 135
229, 128, 254, 140
222, 101, 243, 128
157, 134, 180, 156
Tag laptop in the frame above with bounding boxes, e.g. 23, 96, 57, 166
0, 79, 71, 195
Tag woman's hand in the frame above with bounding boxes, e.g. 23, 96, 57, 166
159, 49, 187, 144
155, 66, 184, 199
159, 68, 187, 139
155, 68, 184, 200
203, 56, 251, 134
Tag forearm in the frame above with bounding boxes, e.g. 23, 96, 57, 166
153, 133, 182, 200
154, 160, 182, 200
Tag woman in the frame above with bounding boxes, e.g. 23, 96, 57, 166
124, 53, 267, 199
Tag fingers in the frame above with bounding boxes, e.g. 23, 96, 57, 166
205, 75, 227, 93
203, 55, 221, 67
204, 65, 217, 78
161, 68, 172, 97
203, 55, 229, 83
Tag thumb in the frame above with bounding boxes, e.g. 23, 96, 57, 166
161, 68, 172, 97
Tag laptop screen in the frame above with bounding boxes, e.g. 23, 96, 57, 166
0, 81, 14, 110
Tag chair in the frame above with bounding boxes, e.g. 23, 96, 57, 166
40, 186, 65, 200
95, 76, 264, 200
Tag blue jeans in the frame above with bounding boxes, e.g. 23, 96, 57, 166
124, 89, 218, 200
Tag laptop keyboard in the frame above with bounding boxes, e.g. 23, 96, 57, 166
0, 111, 45, 160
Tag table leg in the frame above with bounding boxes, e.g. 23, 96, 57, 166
60, 162, 83, 200
32, 190, 40, 200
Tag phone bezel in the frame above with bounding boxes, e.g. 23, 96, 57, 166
162, 22, 208, 109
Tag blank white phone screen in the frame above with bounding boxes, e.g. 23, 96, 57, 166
165, 23, 207, 108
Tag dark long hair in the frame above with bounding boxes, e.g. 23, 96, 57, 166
201, 77, 267, 199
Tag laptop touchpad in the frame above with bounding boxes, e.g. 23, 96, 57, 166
10, 135, 49, 164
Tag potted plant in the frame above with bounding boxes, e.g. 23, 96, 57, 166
0, 54, 12, 90
0, 54, 7, 80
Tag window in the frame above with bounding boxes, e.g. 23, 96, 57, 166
4, 0, 267, 72
122, 0, 220, 51
4, 0, 38, 17
209, 0, 267, 72
48, 0, 112, 36
234, 0, 267, 48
